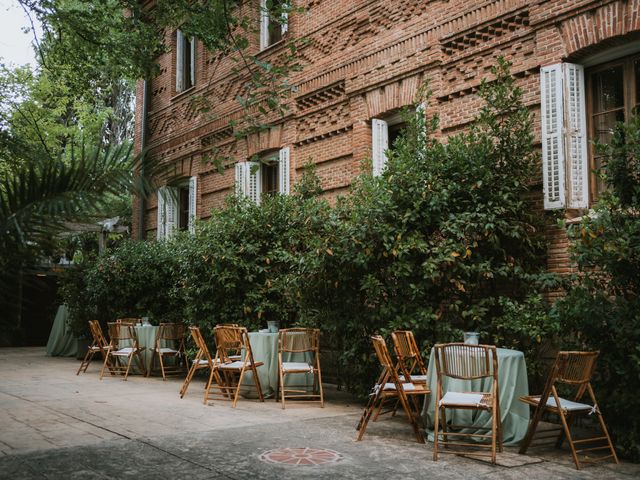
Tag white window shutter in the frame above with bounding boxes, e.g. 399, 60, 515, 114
281, 7, 289, 36
563, 63, 589, 209
260, 0, 270, 50
248, 161, 262, 204
372, 118, 389, 177
189, 37, 196, 87
279, 146, 290, 195
176, 30, 184, 92
540, 64, 566, 210
188, 176, 197, 234
166, 187, 178, 237
235, 162, 246, 196
157, 187, 166, 240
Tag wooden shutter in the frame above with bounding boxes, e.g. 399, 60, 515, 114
156, 187, 166, 240
279, 146, 290, 195
540, 64, 566, 210
260, 0, 269, 50
563, 63, 589, 209
372, 118, 389, 177
165, 187, 178, 237
189, 37, 196, 88
188, 176, 197, 234
248, 161, 262, 204
176, 30, 184, 92
281, 4, 289, 36
235, 162, 246, 196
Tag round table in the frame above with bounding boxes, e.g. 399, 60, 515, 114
240, 332, 315, 398
421, 347, 530, 446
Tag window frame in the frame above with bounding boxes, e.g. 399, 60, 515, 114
586, 53, 640, 202
260, 0, 288, 51
176, 29, 196, 93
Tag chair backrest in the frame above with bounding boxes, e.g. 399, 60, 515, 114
371, 335, 395, 370
157, 323, 186, 340
107, 322, 137, 348
391, 330, 427, 376
554, 351, 599, 385
116, 317, 140, 326
278, 328, 319, 354
88, 320, 108, 348
214, 325, 251, 362
189, 326, 213, 363
433, 343, 497, 381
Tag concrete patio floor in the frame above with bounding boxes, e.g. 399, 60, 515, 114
0, 347, 638, 479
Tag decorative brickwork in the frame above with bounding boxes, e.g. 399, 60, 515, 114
133, 0, 640, 275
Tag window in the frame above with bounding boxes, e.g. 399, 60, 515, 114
541, 56, 640, 210
235, 147, 290, 203
371, 112, 409, 177
157, 176, 197, 239
176, 30, 195, 92
260, 0, 288, 50
587, 55, 640, 196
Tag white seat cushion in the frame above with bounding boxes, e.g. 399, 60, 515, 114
533, 396, 595, 412
399, 374, 428, 382
439, 391, 484, 407
219, 361, 253, 370
282, 362, 313, 372
112, 347, 136, 355
382, 382, 416, 391
155, 347, 178, 354
196, 359, 211, 365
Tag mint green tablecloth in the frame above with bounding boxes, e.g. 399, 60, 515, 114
421, 347, 530, 446
45, 305, 78, 357
240, 332, 314, 398
134, 325, 159, 372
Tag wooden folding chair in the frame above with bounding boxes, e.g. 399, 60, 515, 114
276, 328, 324, 409
391, 330, 428, 383
180, 326, 224, 399
356, 335, 429, 443
100, 322, 147, 380
519, 351, 618, 470
432, 343, 502, 464
77, 320, 110, 375
149, 323, 187, 380
205, 325, 264, 407
116, 317, 140, 326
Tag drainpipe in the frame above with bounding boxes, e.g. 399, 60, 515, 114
137, 79, 149, 240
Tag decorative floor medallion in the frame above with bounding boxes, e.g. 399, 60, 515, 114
259, 447, 343, 466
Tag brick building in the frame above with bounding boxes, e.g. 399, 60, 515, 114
134, 0, 640, 273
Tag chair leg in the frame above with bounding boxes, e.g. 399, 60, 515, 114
134, 350, 147, 377
557, 409, 581, 470
491, 402, 498, 464
251, 364, 264, 402
317, 367, 324, 408
519, 403, 544, 455
233, 367, 248, 408
356, 394, 381, 441
99, 352, 110, 380
158, 352, 167, 380
433, 400, 441, 461
77, 349, 94, 375
279, 367, 286, 409
124, 354, 135, 381
180, 363, 198, 398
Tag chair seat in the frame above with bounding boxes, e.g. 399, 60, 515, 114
219, 360, 264, 370
112, 347, 137, 355
523, 395, 595, 413
380, 382, 416, 392
155, 347, 178, 354
88, 345, 102, 352
439, 391, 492, 407
196, 359, 211, 366
282, 362, 313, 373
399, 374, 428, 382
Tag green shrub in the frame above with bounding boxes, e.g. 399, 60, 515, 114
556, 115, 640, 460
296, 59, 556, 394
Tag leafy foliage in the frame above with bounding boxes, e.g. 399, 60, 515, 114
63, 60, 556, 396
555, 115, 640, 460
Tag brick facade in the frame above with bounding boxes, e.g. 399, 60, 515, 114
134, 0, 640, 272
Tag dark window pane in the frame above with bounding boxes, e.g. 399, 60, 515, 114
635, 58, 640, 107
591, 66, 624, 113
592, 109, 625, 145
179, 186, 189, 231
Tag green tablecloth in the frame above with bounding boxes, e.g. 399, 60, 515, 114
45, 305, 78, 357
134, 325, 159, 372
241, 332, 314, 398
421, 347, 530, 446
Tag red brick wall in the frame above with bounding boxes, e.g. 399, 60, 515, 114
135, 0, 640, 271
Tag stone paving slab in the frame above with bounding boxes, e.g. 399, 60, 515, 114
0, 347, 638, 479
